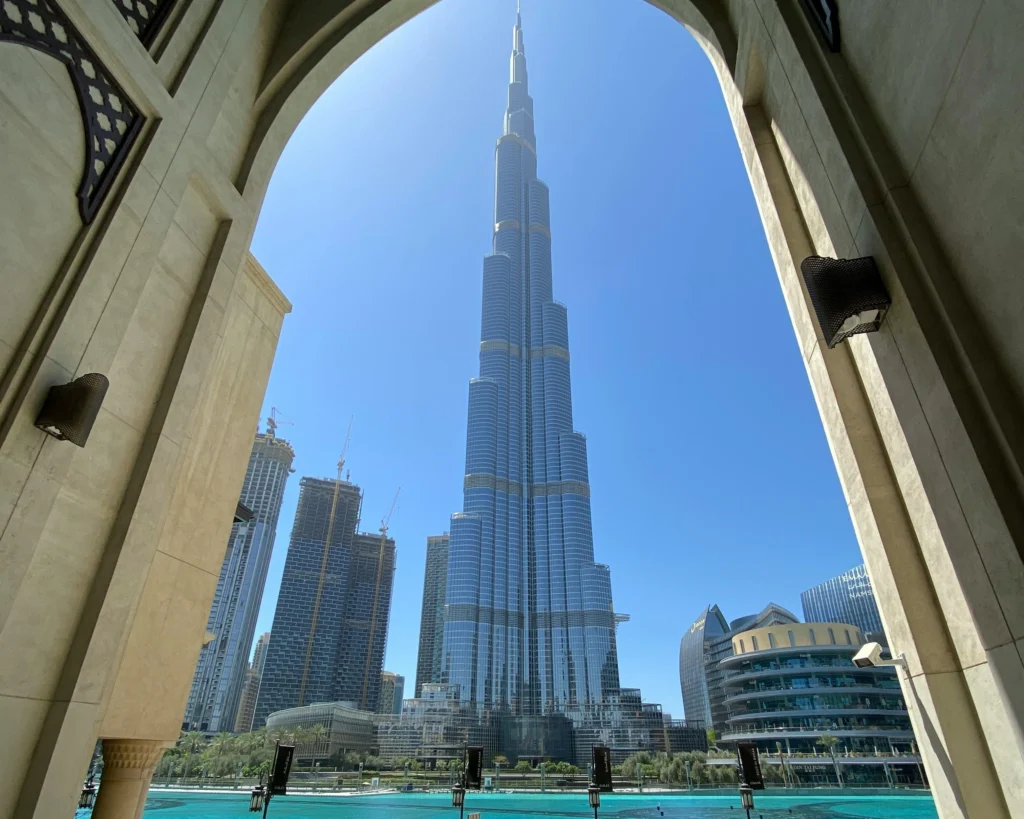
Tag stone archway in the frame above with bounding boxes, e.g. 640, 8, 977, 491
0, 2, 1021, 818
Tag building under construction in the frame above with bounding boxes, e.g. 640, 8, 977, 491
253, 474, 396, 726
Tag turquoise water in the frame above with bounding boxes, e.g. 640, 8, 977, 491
137, 791, 939, 818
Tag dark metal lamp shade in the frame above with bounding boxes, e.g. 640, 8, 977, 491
34, 373, 109, 447
800, 255, 891, 348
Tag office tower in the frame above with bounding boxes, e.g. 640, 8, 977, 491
801, 563, 886, 640
235, 632, 271, 733
679, 603, 799, 735
378, 671, 405, 715
182, 429, 294, 733
442, 5, 620, 718
678, 605, 730, 728
254, 475, 396, 726
414, 534, 449, 697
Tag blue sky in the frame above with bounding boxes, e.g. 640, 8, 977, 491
249, 0, 862, 719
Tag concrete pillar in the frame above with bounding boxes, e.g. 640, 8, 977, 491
91, 741, 169, 819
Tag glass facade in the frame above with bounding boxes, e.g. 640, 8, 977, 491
414, 534, 449, 697
378, 671, 405, 715
720, 623, 914, 754
801, 564, 885, 639
234, 631, 270, 733
442, 5, 619, 718
678, 605, 729, 726
254, 477, 396, 726
680, 603, 799, 735
182, 432, 294, 733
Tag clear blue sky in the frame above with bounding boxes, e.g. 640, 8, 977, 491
249, 0, 862, 720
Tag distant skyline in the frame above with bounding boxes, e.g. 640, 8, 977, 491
249, 0, 864, 719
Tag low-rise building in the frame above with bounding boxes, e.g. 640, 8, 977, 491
265, 701, 377, 764
720, 622, 923, 786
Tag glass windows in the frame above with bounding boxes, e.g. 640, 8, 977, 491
788, 630, 796, 647
828, 628, 836, 645
751, 636, 759, 651
768, 632, 777, 649
739, 639, 746, 654
844, 629, 852, 645
809, 629, 816, 646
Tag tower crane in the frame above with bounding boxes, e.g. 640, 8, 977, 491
266, 406, 294, 436
337, 416, 354, 479
360, 487, 400, 709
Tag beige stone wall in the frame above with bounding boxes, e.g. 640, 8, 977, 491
0, 1, 1021, 818
732, 622, 863, 654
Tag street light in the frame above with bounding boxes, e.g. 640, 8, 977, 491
588, 783, 600, 819
740, 784, 754, 819
78, 777, 97, 810
451, 781, 466, 819
248, 783, 265, 813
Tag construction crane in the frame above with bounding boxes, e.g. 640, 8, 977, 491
337, 416, 354, 479
360, 487, 400, 709
265, 406, 294, 436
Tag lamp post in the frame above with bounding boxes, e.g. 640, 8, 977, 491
451, 779, 466, 819
78, 776, 97, 810
740, 784, 754, 819
495, 760, 501, 792
540, 762, 546, 793
588, 783, 600, 819
684, 760, 692, 791
248, 773, 266, 814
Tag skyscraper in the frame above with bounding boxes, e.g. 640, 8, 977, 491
679, 603, 799, 735
415, 534, 449, 697
378, 671, 405, 715
442, 7, 620, 717
254, 476, 396, 726
235, 632, 271, 733
801, 563, 886, 640
183, 430, 294, 733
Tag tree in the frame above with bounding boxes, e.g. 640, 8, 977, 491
817, 734, 843, 787
492, 754, 509, 767
308, 723, 328, 771
706, 728, 718, 748
177, 731, 207, 781
514, 760, 532, 773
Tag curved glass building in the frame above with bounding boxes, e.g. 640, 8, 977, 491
442, 7, 620, 717
720, 622, 916, 764
679, 605, 729, 726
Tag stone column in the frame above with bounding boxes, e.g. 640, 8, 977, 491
91, 740, 169, 819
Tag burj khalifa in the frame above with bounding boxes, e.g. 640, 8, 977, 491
442, 5, 621, 719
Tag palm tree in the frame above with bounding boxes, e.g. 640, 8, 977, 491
178, 731, 207, 782
308, 723, 328, 772
817, 734, 843, 787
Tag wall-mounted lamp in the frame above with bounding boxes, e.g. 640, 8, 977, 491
800, 255, 891, 348
34, 373, 109, 447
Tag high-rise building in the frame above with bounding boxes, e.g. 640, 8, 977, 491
378, 671, 405, 715
254, 476, 396, 726
442, 4, 620, 719
235, 632, 271, 733
182, 430, 294, 733
679, 603, 799, 735
801, 564, 886, 640
414, 534, 449, 697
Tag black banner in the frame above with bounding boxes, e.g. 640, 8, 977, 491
592, 745, 613, 792
466, 746, 484, 790
737, 743, 764, 790
270, 744, 295, 796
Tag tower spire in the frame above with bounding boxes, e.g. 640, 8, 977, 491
511, 0, 526, 85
